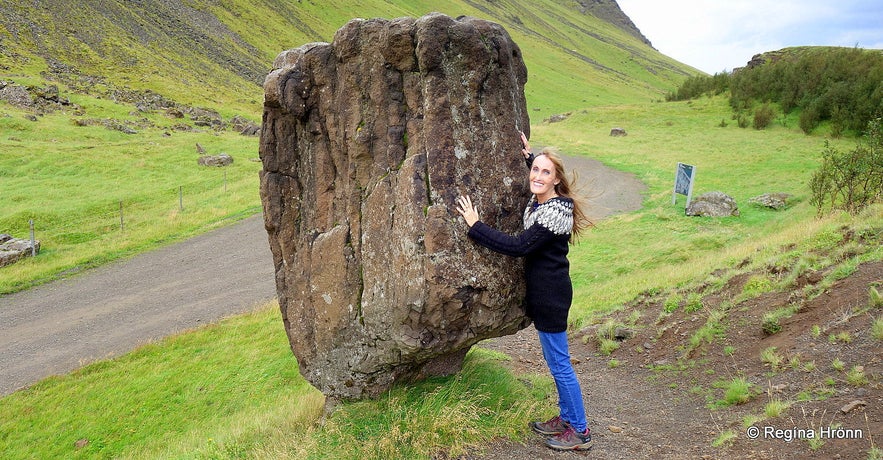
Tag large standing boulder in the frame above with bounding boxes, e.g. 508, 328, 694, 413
259, 13, 532, 400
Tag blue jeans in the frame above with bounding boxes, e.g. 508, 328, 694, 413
537, 330, 587, 432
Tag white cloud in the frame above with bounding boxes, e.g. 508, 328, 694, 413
616, 0, 883, 73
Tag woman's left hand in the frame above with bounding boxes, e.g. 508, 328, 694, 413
456, 195, 480, 227
520, 131, 531, 159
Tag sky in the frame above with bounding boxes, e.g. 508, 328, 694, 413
615, 0, 883, 74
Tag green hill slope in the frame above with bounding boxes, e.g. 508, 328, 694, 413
0, 0, 696, 293
0, 0, 696, 117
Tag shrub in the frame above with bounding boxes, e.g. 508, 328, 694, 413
674, 47, 883, 136
799, 103, 821, 134
762, 314, 782, 335
667, 72, 731, 101
753, 103, 775, 129
809, 117, 883, 215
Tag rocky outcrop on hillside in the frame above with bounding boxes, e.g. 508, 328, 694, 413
0, 80, 76, 114
260, 13, 532, 399
574, 0, 653, 48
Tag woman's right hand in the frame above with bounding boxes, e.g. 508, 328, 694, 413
456, 195, 480, 227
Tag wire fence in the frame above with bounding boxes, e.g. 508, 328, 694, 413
6, 168, 253, 268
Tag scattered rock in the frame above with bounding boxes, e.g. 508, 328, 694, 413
610, 127, 627, 136
0, 234, 40, 268
608, 425, 623, 433
231, 115, 260, 136
75, 439, 88, 449
770, 383, 787, 393
260, 13, 531, 400
614, 327, 634, 341
840, 400, 867, 414
685, 191, 740, 217
0, 84, 33, 109
748, 192, 791, 210
197, 154, 233, 167
544, 112, 571, 123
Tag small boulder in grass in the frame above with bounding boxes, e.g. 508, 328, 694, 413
685, 191, 740, 217
197, 153, 234, 167
748, 193, 791, 210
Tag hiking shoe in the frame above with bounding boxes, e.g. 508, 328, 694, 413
546, 426, 593, 451
529, 415, 569, 436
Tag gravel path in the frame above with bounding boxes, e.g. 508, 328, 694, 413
0, 215, 276, 395
0, 155, 645, 397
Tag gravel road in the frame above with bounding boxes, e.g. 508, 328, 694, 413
0, 215, 276, 395
0, 155, 644, 396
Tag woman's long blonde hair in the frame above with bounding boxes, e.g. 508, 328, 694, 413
539, 147, 593, 242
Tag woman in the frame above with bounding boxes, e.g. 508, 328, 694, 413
455, 132, 593, 451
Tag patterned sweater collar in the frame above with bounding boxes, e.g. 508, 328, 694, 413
523, 196, 574, 235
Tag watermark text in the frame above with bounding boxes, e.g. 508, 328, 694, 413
746, 425, 864, 442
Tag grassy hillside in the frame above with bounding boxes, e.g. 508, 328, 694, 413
0, 0, 695, 292
0, 0, 695, 118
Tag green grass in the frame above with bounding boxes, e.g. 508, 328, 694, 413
0, 0, 698, 294
711, 429, 737, 448
530, 96, 881, 327
763, 398, 792, 418
846, 366, 868, 386
0, 102, 262, 294
284, 353, 548, 459
0, 0, 694, 122
711, 376, 754, 408
0, 302, 550, 460
0, 302, 310, 459
873, 317, 883, 340
761, 347, 784, 370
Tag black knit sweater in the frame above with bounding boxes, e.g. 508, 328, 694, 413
467, 196, 574, 333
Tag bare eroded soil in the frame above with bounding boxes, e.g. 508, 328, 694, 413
474, 257, 882, 460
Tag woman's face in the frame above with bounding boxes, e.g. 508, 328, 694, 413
529, 154, 559, 201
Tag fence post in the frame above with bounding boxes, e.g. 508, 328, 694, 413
29, 219, 36, 257
119, 200, 124, 231
179, 186, 183, 211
